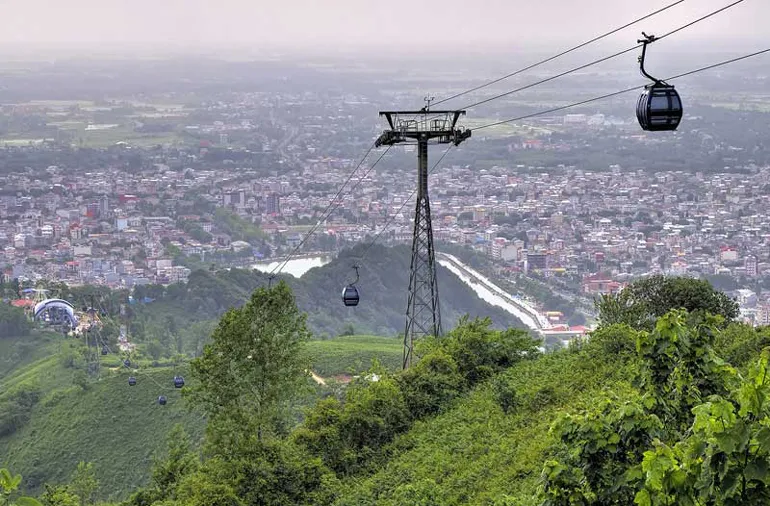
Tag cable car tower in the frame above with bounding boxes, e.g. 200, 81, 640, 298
375, 98, 471, 368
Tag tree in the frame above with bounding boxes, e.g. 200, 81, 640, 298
0, 304, 32, 338
39, 485, 79, 506
69, 463, 97, 506
538, 311, 756, 506
596, 275, 739, 331
188, 281, 311, 453
636, 348, 770, 505
0, 468, 41, 506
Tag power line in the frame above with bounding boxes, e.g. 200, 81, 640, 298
268, 144, 391, 276
431, 0, 686, 108
356, 145, 455, 263
451, 0, 746, 113
473, 46, 770, 131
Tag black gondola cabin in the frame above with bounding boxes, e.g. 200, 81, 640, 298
158, 396, 167, 405
342, 285, 359, 307
174, 376, 185, 388
636, 84, 682, 131
128, 376, 137, 386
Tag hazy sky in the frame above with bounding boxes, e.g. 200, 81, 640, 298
0, 0, 767, 53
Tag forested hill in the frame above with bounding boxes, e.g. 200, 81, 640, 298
132, 244, 525, 338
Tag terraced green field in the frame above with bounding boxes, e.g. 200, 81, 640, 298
307, 335, 402, 377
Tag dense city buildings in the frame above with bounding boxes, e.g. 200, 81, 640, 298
2, 59, 770, 326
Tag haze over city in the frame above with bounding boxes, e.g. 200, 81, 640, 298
0, 0, 768, 56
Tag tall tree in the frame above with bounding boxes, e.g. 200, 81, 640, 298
188, 280, 311, 453
69, 463, 97, 506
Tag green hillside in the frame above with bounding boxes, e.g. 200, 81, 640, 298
334, 341, 634, 504
0, 331, 405, 499
128, 244, 525, 347
306, 335, 403, 377
0, 361, 205, 501
0, 332, 59, 382
3, 275, 768, 505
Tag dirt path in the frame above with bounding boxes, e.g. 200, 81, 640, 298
310, 371, 327, 386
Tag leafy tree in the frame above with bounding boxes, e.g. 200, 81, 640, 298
423, 316, 541, 386
0, 469, 41, 506
39, 485, 79, 506
397, 348, 465, 419
187, 281, 311, 453
540, 396, 664, 506
69, 463, 97, 506
596, 275, 739, 331
538, 311, 754, 505
0, 303, 32, 338
636, 349, 770, 505
636, 312, 735, 433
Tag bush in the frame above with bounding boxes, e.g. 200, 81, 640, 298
397, 349, 465, 419
0, 383, 41, 437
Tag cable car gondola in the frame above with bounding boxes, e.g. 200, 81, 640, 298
636, 32, 682, 132
174, 376, 185, 389
341, 265, 360, 307
158, 396, 167, 406
128, 376, 137, 386
636, 32, 683, 132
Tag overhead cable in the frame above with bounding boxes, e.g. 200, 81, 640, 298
431, 0, 687, 108
473, 46, 770, 131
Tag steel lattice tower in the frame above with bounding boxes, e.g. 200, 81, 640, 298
376, 107, 471, 368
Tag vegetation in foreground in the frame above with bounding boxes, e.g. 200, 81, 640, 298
5, 274, 770, 505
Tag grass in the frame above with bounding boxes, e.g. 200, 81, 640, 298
338, 348, 636, 505
307, 335, 403, 377
0, 332, 61, 384
0, 364, 206, 501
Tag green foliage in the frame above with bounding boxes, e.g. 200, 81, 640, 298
540, 396, 664, 505
0, 468, 41, 506
187, 281, 311, 452
39, 484, 79, 506
635, 349, 770, 505
581, 323, 640, 359
0, 367, 205, 501
637, 311, 735, 432
0, 304, 32, 338
422, 316, 541, 386
397, 349, 465, 419
538, 310, 770, 506
596, 275, 739, 331
10, 278, 770, 505
69, 463, 97, 506
0, 383, 41, 437
125, 425, 199, 506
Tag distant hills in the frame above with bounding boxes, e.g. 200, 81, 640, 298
131, 243, 525, 342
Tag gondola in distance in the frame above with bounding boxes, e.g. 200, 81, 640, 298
341, 265, 360, 307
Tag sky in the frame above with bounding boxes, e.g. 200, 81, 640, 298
0, 0, 767, 55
